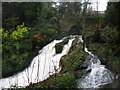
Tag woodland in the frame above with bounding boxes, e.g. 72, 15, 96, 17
1, 1, 120, 89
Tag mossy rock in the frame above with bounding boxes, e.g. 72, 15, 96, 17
69, 38, 81, 53
60, 38, 89, 73
55, 39, 69, 54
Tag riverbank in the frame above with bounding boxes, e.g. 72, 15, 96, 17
84, 25, 120, 88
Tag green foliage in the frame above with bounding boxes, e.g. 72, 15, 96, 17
5, 17, 19, 28
54, 73, 77, 88
100, 26, 118, 43
2, 23, 29, 40
2, 24, 35, 77
47, 29, 57, 35
105, 2, 120, 26
84, 27, 96, 38
72, 60, 82, 70
14, 42, 22, 50
2, 2, 60, 77
33, 73, 77, 88
2, 29, 9, 38
11, 23, 29, 40
49, 16, 58, 23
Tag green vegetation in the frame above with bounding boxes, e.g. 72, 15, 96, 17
60, 39, 88, 72
85, 26, 120, 78
1, 1, 120, 89
33, 73, 77, 88
2, 24, 34, 77
83, 2, 120, 86
2, 2, 60, 77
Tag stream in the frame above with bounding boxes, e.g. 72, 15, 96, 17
78, 48, 114, 88
0, 35, 114, 89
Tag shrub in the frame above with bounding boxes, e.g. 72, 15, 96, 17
47, 29, 57, 35
49, 16, 58, 23
100, 26, 119, 43
11, 23, 29, 40
2, 23, 34, 77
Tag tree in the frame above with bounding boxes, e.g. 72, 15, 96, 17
106, 2, 120, 26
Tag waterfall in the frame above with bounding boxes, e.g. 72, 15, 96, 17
0, 36, 76, 88
0, 35, 114, 89
78, 42, 114, 88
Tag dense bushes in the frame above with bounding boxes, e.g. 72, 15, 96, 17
100, 26, 119, 43
2, 2, 60, 77
2, 23, 44, 77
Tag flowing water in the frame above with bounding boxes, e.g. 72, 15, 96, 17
0, 35, 81, 88
78, 46, 114, 88
0, 35, 114, 89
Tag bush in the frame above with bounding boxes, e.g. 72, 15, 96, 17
47, 29, 57, 35
49, 16, 58, 23
2, 24, 34, 77
100, 26, 118, 43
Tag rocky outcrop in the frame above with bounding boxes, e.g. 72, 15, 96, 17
60, 38, 88, 74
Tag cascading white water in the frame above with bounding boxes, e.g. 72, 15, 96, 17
0, 36, 77, 88
78, 44, 114, 88
0, 35, 114, 89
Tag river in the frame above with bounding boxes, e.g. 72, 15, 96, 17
0, 35, 114, 89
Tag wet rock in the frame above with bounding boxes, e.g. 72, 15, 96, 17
75, 71, 84, 79
80, 64, 87, 70
85, 69, 92, 73
81, 55, 92, 69
86, 56, 100, 65
71, 38, 81, 48
85, 55, 93, 60
90, 56, 101, 64
55, 39, 69, 54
